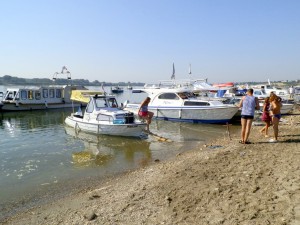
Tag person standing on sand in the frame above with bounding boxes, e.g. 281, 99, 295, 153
138, 97, 154, 132
238, 88, 260, 144
260, 97, 272, 137
289, 86, 295, 99
269, 93, 282, 143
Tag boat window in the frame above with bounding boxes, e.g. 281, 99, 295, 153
97, 114, 112, 122
43, 89, 48, 98
15, 92, 19, 100
184, 101, 210, 106
4, 91, 15, 100
35, 91, 41, 100
158, 93, 179, 100
254, 90, 262, 95
56, 89, 62, 98
86, 100, 94, 113
95, 98, 107, 108
108, 98, 118, 108
49, 89, 55, 98
21, 90, 27, 100
28, 90, 34, 100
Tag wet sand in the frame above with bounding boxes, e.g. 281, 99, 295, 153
3, 110, 300, 225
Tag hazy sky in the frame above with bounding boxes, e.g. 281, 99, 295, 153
1, 0, 300, 84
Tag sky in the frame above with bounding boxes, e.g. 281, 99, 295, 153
1, 0, 300, 84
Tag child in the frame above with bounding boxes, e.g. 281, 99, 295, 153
260, 97, 271, 137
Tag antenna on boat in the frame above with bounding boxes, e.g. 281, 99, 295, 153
101, 83, 107, 96
52, 66, 72, 85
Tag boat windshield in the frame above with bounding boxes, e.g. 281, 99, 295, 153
4, 90, 18, 101
178, 92, 188, 99
95, 98, 108, 108
107, 98, 118, 108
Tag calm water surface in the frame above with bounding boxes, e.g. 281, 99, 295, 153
0, 85, 239, 221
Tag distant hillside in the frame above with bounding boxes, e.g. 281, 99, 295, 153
0, 75, 145, 86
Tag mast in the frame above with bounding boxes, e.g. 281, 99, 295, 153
188, 64, 192, 75
171, 63, 175, 80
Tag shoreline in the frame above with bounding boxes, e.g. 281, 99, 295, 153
3, 111, 300, 225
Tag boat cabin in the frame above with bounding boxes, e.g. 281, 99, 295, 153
84, 95, 134, 124
3, 87, 63, 103
151, 92, 222, 106
86, 95, 119, 111
1, 85, 86, 105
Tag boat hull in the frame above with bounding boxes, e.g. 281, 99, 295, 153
0, 102, 84, 112
65, 116, 146, 137
125, 104, 239, 124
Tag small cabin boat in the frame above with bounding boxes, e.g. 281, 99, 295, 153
65, 91, 146, 137
111, 86, 124, 94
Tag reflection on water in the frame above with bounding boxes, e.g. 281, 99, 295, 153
0, 96, 238, 222
65, 126, 152, 168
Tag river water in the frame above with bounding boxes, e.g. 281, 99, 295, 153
0, 85, 239, 221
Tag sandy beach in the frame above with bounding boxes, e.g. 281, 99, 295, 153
3, 110, 300, 225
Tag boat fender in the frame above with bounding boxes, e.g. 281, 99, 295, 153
45, 101, 48, 108
75, 123, 81, 134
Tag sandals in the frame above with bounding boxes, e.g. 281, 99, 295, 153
239, 140, 252, 144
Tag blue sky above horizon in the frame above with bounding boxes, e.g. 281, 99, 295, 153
1, 0, 300, 84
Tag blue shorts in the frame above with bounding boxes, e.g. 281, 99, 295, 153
241, 115, 254, 119
272, 114, 281, 119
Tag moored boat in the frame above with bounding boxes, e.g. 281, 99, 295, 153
0, 66, 87, 112
253, 88, 294, 114
0, 85, 87, 112
124, 88, 239, 124
64, 91, 147, 137
111, 86, 124, 93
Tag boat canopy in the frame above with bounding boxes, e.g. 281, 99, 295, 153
70, 90, 103, 103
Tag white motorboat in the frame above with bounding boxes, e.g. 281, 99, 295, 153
252, 84, 290, 100
258, 101, 294, 115
124, 88, 239, 124
0, 85, 87, 111
65, 91, 147, 137
253, 89, 294, 114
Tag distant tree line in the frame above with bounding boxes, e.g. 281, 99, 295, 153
0, 75, 145, 86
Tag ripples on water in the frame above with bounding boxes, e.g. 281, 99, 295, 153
0, 86, 238, 221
